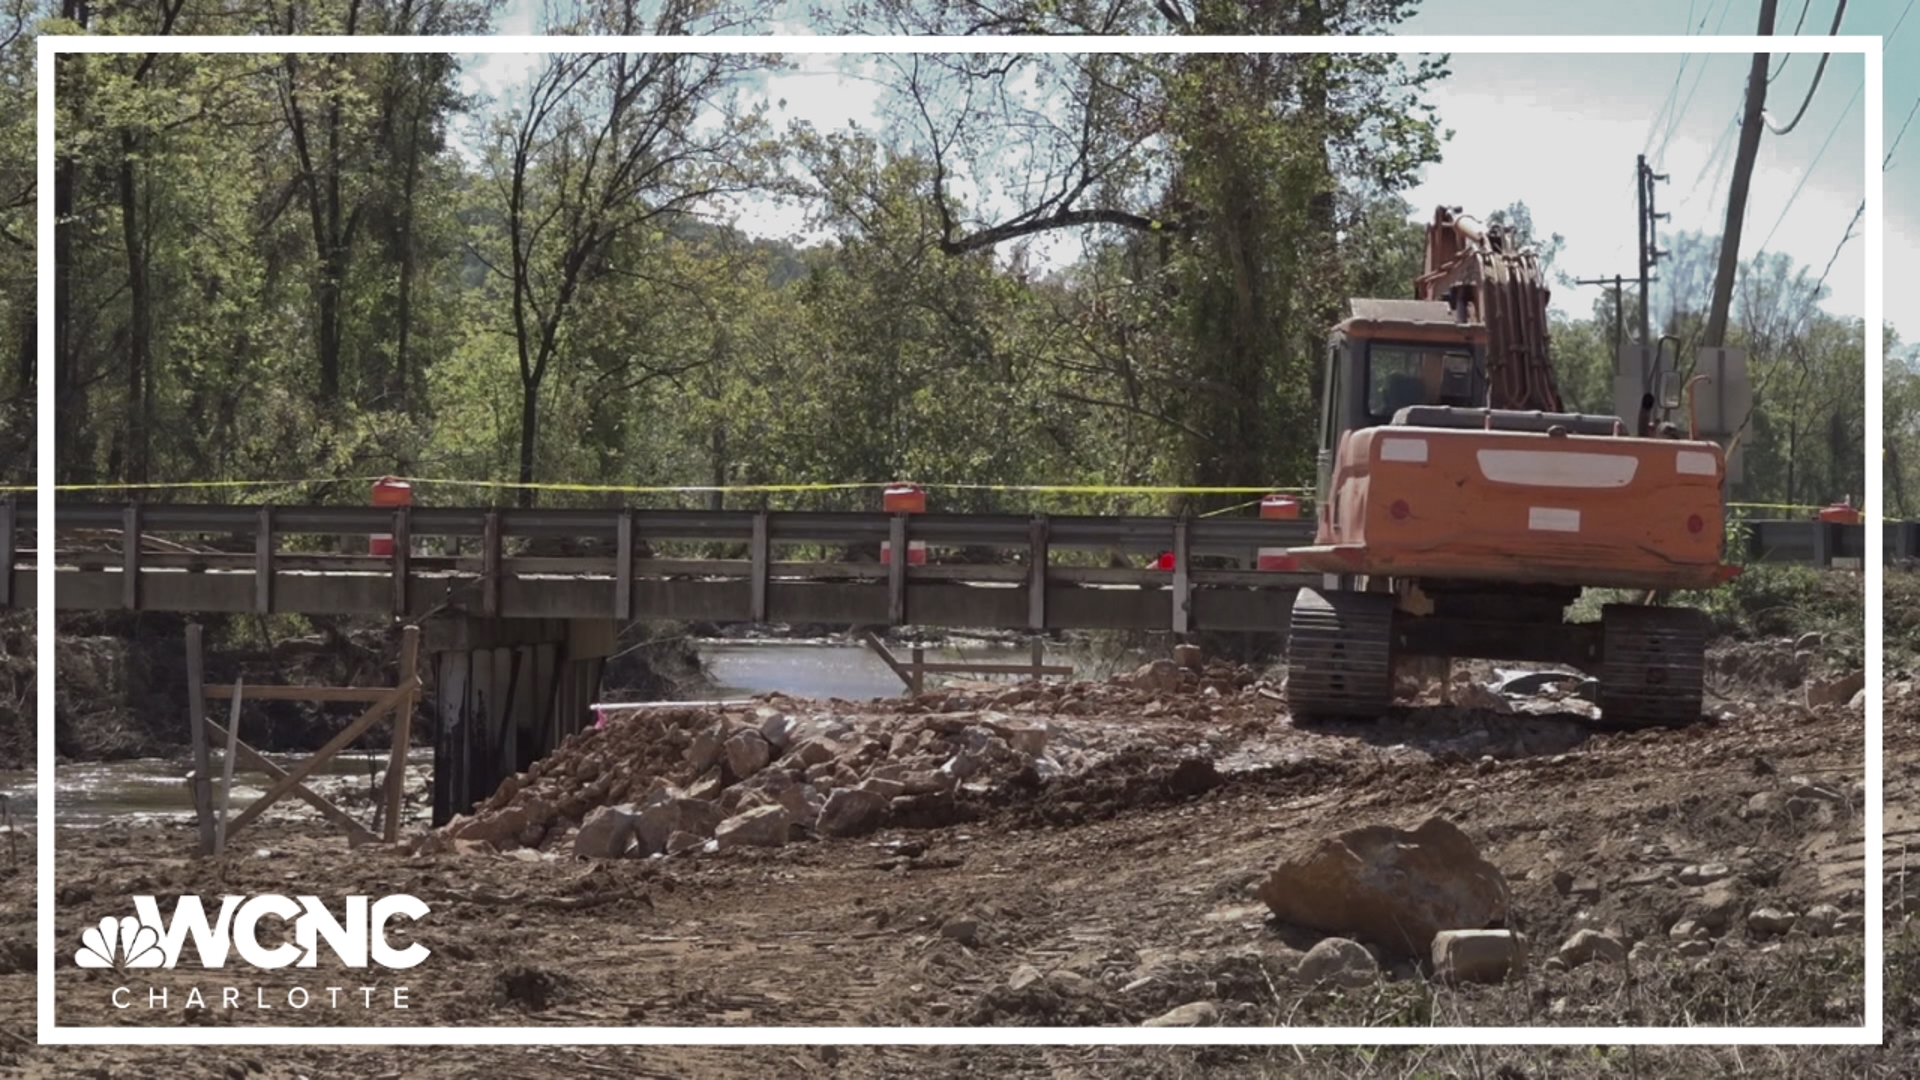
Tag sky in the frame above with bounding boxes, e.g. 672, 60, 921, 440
460, 0, 1910, 343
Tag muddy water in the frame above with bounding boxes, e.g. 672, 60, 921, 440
19, 638, 1134, 827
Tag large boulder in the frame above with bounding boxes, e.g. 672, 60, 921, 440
1255, 817, 1509, 958
724, 729, 773, 780
715, 804, 792, 849
817, 788, 889, 838
571, 804, 638, 859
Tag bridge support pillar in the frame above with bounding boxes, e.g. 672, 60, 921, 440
427, 616, 616, 827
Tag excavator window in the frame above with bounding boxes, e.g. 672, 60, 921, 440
1366, 344, 1477, 423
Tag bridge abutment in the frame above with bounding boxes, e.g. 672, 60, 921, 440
428, 616, 615, 827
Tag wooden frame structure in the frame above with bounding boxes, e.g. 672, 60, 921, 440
185, 623, 421, 853
860, 632, 1072, 696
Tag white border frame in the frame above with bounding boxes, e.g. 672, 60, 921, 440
35, 33, 1883, 1046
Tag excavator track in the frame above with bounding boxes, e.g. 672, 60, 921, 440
1285, 588, 1395, 722
1597, 603, 1707, 727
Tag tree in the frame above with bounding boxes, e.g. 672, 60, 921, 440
469, 8, 772, 506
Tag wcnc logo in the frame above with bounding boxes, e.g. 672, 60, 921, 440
74, 894, 430, 972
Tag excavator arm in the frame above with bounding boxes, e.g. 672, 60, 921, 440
1413, 206, 1563, 414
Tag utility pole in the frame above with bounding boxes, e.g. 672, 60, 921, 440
1636, 154, 1669, 352
1706, 0, 1779, 349
1574, 273, 1631, 357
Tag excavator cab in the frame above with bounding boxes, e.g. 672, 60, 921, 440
1313, 299, 1487, 534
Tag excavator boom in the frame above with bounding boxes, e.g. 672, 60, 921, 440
1414, 207, 1562, 414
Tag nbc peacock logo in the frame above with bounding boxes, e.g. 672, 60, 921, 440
75, 915, 166, 971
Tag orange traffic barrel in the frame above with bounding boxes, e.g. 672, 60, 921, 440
1817, 498, 1860, 525
880, 482, 927, 565
1257, 494, 1300, 571
370, 476, 411, 557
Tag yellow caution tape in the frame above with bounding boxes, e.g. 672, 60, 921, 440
6, 476, 1319, 498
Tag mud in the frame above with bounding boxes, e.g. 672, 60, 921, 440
27, 643, 1867, 1042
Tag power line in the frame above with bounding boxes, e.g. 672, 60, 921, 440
1645, 0, 1721, 158
1890, 90, 1920, 169
1762, 0, 1847, 135
1756, 77, 1861, 255
1891, 0, 1917, 46
1768, 0, 1816, 81
1814, 199, 1863, 296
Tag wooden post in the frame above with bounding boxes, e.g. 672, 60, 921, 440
383, 625, 420, 843
1171, 519, 1191, 636
614, 508, 633, 621
1027, 515, 1048, 633
482, 511, 501, 617
184, 624, 215, 855
1030, 636, 1045, 680
910, 645, 926, 696
254, 507, 273, 615
215, 680, 242, 854
888, 514, 907, 626
750, 510, 770, 624
122, 503, 141, 610
391, 507, 411, 617
0, 498, 14, 609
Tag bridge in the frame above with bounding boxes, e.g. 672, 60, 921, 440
3, 500, 1876, 824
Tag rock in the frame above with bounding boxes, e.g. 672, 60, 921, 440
1747, 907, 1797, 936
940, 919, 979, 947
1668, 919, 1704, 941
1836, 913, 1864, 933
1431, 929, 1527, 984
571, 804, 637, 859
714, 804, 791, 850
1677, 862, 1732, 886
1131, 659, 1183, 693
1141, 1001, 1218, 1028
1007, 726, 1048, 757
1794, 631, 1824, 653
1255, 817, 1509, 959
665, 830, 704, 855
1628, 940, 1658, 965
1173, 643, 1204, 671
817, 788, 889, 838
776, 784, 823, 828
1746, 791, 1788, 819
1007, 964, 1045, 992
1806, 669, 1865, 708
1675, 939, 1712, 958
686, 731, 724, 774
858, 777, 907, 800
942, 752, 983, 781
760, 713, 798, 751
900, 770, 954, 796
1686, 883, 1743, 934
447, 807, 530, 849
724, 730, 773, 780
1802, 903, 1842, 937
787, 738, 837, 769
1557, 929, 1627, 967
1295, 937, 1379, 988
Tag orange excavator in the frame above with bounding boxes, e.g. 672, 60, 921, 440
1284, 207, 1741, 727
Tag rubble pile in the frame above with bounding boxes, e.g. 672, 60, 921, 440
432, 658, 1266, 858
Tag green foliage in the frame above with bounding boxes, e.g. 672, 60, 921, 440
30, 10, 1861, 540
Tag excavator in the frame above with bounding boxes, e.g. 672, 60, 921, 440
1284, 206, 1742, 727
